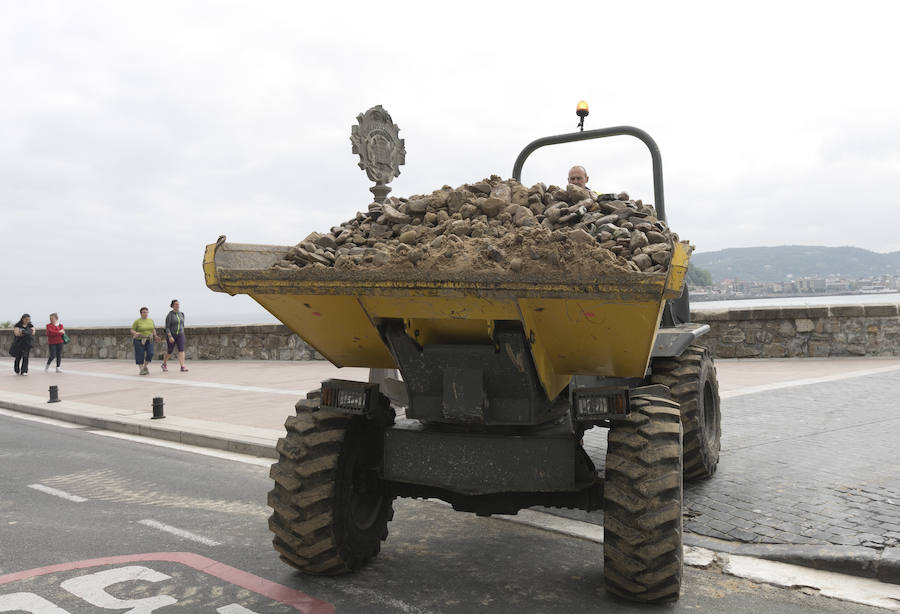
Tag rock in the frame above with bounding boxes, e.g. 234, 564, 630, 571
383, 204, 411, 224
651, 251, 670, 265
398, 230, 418, 244
513, 207, 536, 227
448, 191, 466, 213
406, 198, 428, 214
632, 253, 653, 270
490, 184, 512, 203
630, 231, 649, 250
479, 196, 507, 217
448, 220, 471, 236
646, 230, 667, 244
460, 203, 479, 219
275, 176, 689, 278
566, 184, 594, 204
566, 228, 594, 245
511, 186, 530, 205
484, 244, 504, 262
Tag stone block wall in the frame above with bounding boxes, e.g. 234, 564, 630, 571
691, 303, 900, 358
0, 325, 324, 362
2, 303, 899, 362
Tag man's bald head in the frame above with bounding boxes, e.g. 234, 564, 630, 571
568, 166, 588, 187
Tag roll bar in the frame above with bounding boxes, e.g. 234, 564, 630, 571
511, 126, 666, 222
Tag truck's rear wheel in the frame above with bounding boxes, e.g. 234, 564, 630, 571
603, 392, 683, 603
651, 345, 721, 481
267, 398, 394, 575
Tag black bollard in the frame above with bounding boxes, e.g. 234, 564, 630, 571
151, 397, 165, 419
48, 385, 60, 404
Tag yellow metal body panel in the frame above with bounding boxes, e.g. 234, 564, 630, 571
404, 318, 494, 347
204, 239, 692, 398
665, 242, 690, 296
250, 293, 397, 368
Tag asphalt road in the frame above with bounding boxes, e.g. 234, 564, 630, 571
0, 414, 888, 614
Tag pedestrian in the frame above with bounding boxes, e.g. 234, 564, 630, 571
44, 312, 66, 373
9, 314, 35, 376
161, 299, 188, 372
130, 307, 160, 376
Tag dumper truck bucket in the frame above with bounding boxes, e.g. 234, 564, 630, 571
204, 237, 690, 399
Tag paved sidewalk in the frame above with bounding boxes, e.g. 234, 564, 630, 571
2, 356, 900, 583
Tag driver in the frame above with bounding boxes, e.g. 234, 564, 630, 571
567, 165, 629, 200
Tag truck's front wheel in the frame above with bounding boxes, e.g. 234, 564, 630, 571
267, 398, 394, 574
603, 391, 683, 603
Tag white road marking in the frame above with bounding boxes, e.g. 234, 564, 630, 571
48, 366, 307, 396
0, 408, 82, 428
138, 519, 221, 546
87, 430, 273, 467
722, 363, 900, 398
27, 484, 88, 503
60, 566, 176, 612
494, 508, 605, 543
723, 552, 900, 611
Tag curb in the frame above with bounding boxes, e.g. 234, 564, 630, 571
684, 534, 900, 585
0, 398, 278, 460
2, 397, 898, 586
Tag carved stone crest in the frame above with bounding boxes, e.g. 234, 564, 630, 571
351, 105, 406, 202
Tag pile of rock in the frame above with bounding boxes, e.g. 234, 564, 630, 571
276, 176, 686, 278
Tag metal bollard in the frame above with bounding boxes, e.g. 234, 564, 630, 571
151, 397, 165, 419
48, 385, 60, 403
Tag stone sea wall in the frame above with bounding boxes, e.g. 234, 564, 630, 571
694, 303, 900, 358
0, 325, 323, 362
2, 302, 899, 362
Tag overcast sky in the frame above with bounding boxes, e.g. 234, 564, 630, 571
2, 1, 899, 325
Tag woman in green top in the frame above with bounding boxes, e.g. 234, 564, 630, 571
130, 307, 160, 376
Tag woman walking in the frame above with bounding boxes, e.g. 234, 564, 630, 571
45, 313, 65, 373
10, 314, 35, 375
161, 299, 188, 372
130, 307, 160, 376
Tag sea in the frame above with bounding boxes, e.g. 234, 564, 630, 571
34, 293, 900, 327
691, 292, 900, 311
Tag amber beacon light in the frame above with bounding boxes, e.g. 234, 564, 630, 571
576, 100, 589, 131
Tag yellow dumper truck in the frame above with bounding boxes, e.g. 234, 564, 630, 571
204, 124, 721, 603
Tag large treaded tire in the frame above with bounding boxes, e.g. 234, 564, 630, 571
267, 398, 394, 575
650, 345, 721, 481
603, 392, 683, 603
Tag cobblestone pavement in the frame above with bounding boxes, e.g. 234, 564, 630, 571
573, 369, 900, 549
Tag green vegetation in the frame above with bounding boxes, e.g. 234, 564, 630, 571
686, 264, 713, 286
0, 321, 11, 328
692, 246, 900, 282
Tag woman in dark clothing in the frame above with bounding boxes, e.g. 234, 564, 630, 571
10, 314, 35, 375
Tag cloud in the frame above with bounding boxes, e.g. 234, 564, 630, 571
2, 1, 900, 322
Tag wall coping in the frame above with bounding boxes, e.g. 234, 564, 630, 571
691, 302, 900, 321
3, 302, 900, 333
0, 323, 292, 335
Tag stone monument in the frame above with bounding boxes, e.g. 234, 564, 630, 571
351, 105, 406, 204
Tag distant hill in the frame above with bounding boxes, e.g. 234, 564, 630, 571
691, 246, 900, 282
